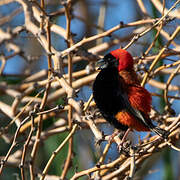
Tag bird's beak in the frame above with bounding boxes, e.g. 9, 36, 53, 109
96, 59, 108, 70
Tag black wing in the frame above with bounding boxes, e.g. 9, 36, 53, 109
116, 78, 168, 138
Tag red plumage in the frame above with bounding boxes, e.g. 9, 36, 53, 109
93, 49, 168, 138
115, 85, 151, 131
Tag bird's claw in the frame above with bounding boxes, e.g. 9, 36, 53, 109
118, 140, 131, 156
118, 144, 130, 156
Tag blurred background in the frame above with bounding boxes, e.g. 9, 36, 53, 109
0, 0, 180, 179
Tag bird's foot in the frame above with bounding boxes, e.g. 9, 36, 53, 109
118, 140, 131, 156
108, 130, 123, 143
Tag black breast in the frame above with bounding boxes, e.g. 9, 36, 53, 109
92, 67, 128, 130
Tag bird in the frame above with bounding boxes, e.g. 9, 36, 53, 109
92, 49, 168, 140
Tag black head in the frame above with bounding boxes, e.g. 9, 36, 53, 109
97, 53, 118, 70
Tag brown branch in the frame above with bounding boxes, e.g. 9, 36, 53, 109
141, 26, 180, 86
61, 1, 74, 179
29, 13, 53, 180
164, 64, 180, 114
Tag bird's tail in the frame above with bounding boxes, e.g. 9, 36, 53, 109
133, 110, 170, 140
122, 97, 169, 139
150, 126, 169, 140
